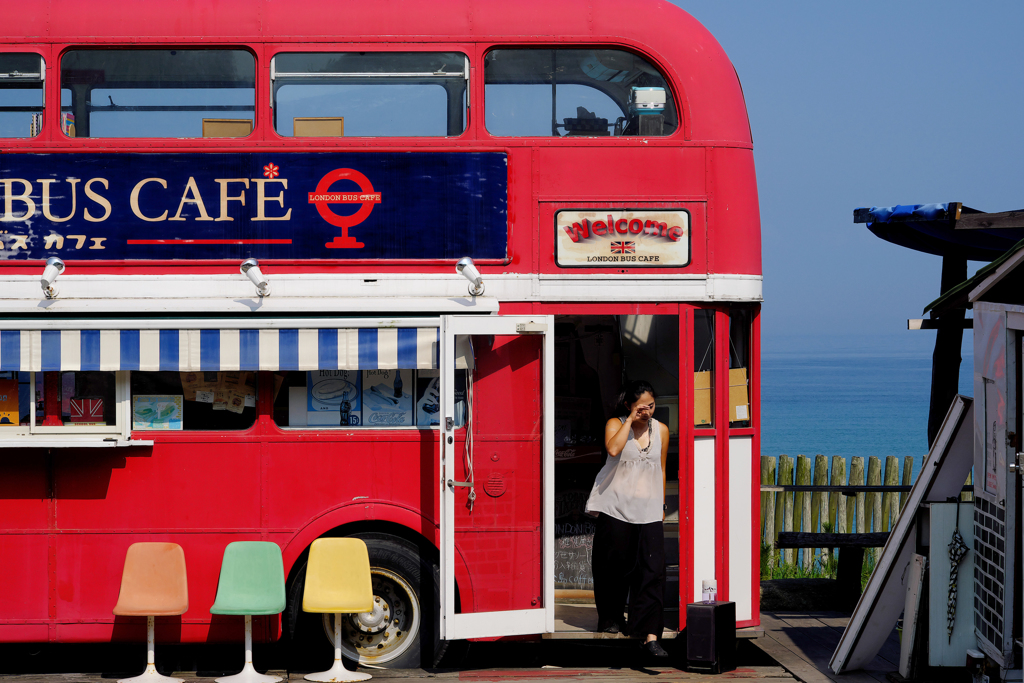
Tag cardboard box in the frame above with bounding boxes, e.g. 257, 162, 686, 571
294, 117, 344, 137
729, 367, 749, 422
694, 370, 712, 426
202, 118, 253, 138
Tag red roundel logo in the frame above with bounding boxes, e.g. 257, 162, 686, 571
308, 169, 382, 249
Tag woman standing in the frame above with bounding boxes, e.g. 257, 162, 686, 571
586, 380, 670, 658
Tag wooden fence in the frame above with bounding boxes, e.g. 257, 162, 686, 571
760, 454, 973, 570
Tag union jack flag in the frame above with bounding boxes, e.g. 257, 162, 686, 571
69, 397, 104, 423
610, 241, 635, 254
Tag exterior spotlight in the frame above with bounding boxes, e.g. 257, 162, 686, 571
240, 258, 270, 297
456, 257, 484, 296
41, 257, 64, 299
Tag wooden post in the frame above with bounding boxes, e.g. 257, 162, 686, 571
812, 454, 828, 565
778, 455, 794, 565
882, 455, 899, 532
796, 455, 812, 569
900, 456, 914, 510
927, 255, 967, 448
867, 456, 883, 563
850, 456, 865, 536
761, 456, 776, 568
831, 456, 848, 534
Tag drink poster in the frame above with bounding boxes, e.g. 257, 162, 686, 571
307, 370, 361, 426
362, 369, 413, 426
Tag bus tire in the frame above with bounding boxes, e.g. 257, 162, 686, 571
286, 532, 445, 669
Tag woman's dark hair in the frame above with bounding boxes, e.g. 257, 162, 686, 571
615, 380, 656, 416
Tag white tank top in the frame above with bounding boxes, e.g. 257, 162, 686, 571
585, 417, 663, 524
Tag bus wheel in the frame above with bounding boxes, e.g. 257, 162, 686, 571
289, 532, 444, 669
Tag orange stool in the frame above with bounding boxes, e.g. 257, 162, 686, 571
112, 542, 189, 683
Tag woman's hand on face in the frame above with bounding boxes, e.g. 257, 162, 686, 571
630, 400, 654, 423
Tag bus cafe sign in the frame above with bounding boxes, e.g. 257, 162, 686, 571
555, 209, 690, 267
0, 152, 508, 261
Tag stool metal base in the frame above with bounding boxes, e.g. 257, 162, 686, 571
216, 661, 281, 683
304, 612, 371, 683
216, 615, 282, 683
303, 660, 371, 683
118, 662, 184, 683
119, 617, 183, 683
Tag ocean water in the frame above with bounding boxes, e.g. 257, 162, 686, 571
759, 334, 974, 483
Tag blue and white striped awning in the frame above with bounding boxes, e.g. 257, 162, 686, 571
0, 328, 457, 372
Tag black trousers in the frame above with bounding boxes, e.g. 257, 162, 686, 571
591, 512, 665, 637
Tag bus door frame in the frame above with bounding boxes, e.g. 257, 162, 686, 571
439, 314, 555, 640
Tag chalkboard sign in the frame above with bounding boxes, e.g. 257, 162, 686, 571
554, 489, 596, 590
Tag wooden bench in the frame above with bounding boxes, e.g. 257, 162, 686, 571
774, 532, 889, 609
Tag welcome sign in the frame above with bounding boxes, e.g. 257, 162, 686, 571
555, 209, 690, 267
0, 152, 508, 261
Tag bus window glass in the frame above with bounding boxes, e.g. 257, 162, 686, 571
0, 54, 44, 138
130, 372, 256, 431
729, 308, 752, 427
484, 49, 677, 137
35, 371, 118, 427
272, 52, 468, 137
694, 309, 714, 428
60, 50, 255, 138
273, 369, 466, 429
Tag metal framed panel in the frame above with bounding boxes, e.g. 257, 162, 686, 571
972, 302, 1018, 668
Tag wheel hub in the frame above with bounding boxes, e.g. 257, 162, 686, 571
328, 567, 421, 665
354, 598, 390, 632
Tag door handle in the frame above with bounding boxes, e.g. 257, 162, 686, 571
447, 479, 474, 490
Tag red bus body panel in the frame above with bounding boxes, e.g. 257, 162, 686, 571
0, 0, 762, 640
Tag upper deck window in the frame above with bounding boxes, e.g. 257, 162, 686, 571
0, 54, 45, 138
272, 52, 468, 138
485, 49, 677, 137
59, 49, 255, 138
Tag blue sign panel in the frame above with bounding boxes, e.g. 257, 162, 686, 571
0, 152, 508, 261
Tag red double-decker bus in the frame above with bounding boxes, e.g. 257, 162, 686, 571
0, 0, 761, 668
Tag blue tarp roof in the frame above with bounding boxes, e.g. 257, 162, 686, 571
857, 203, 1024, 262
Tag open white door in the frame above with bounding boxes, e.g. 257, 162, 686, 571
439, 314, 554, 640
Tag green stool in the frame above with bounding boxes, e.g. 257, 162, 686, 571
210, 542, 286, 683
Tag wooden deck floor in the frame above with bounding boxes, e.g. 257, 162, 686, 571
0, 610, 894, 683
753, 612, 901, 683
0, 668, 795, 683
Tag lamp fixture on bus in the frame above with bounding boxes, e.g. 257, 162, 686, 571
240, 258, 270, 297
41, 257, 65, 300
456, 256, 484, 296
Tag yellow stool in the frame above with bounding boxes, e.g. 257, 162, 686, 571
302, 538, 374, 683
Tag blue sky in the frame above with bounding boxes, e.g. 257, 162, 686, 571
674, 1, 1024, 354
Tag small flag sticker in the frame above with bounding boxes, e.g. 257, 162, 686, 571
610, 241, 635, 254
